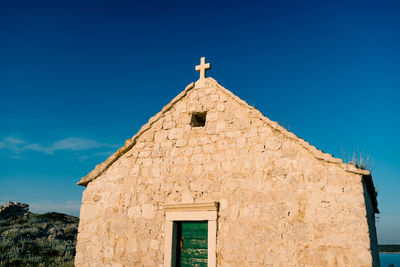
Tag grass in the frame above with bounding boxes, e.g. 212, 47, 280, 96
0, 212, 78, 266
342, 149, 373, 171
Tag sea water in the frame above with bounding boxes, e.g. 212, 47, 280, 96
380, 253, 400, 266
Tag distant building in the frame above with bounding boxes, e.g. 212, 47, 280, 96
75, 58, 379, 266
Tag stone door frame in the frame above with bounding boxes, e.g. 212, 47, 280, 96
162, 202, 218, 267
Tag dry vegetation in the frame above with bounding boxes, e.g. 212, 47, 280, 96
0, 203, 78, 266
342, 150, 373, 171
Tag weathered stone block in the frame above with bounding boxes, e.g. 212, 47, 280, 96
168, 128, 184, 139
154, 131, 168, 143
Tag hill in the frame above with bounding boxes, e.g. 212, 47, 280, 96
379, 244, 400, 253
0, 201, 79, 266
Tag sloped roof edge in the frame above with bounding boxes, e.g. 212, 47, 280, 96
77, 78, 370, 186
207, 78, 371, 176
77, 81, 196, 186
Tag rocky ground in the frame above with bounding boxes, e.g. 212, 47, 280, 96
0, 201, 79, 266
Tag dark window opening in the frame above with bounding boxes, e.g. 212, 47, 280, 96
191, 112, 207, 127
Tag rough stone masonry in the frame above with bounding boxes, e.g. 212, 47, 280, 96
75, 58, 379, 266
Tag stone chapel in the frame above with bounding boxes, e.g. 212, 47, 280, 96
75, 57, 379, 267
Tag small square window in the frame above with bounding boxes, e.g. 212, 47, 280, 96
191, 112, 207, 127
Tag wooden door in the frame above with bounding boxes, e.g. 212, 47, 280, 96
176, 221, 208, 267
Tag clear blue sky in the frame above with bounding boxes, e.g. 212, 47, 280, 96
0, 0, 399, 244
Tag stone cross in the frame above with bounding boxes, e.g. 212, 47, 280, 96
195, 57, 211, 80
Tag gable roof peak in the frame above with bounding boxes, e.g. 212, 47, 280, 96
78, 67, 371, 187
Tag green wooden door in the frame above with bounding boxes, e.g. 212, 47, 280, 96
176, 221, 208, 267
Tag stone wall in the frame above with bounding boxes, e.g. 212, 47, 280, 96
75, 79, 377, 266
